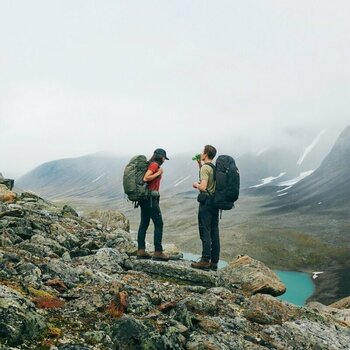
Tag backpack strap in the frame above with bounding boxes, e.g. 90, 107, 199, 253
203, 163, 216, 197
205, 162, 216, 180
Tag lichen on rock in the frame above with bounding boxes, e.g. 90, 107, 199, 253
0, 189, 349, 349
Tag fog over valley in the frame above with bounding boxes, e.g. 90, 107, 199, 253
1, 1, 349, 177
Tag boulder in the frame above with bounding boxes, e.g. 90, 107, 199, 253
218, 255, 286, 296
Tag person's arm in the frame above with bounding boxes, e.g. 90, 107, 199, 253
193, 179, 208, 192
144, 167, 163, 182
192, 164, 210, 191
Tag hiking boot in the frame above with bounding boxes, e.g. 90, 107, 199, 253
190, 260, 210, 270
152, 251, 169, 261
137, 249, 152, 259
209, 262, 218, 271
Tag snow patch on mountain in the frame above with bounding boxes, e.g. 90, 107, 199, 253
91, 173, 106, 183
174, 175, 191, 187
256, 147, 269, 157
278, 170, 314, 187
276, 186, 292, 193
297, 129, 326, 166
249, 172, 286, 188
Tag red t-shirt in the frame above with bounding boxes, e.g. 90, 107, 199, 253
147, 162, 161, 191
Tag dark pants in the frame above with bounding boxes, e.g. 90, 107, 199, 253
137, 197, 164, 252
198, 201, 220, 263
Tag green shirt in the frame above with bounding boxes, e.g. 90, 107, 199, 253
200, 163, 215, 194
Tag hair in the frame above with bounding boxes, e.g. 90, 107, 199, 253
203, 145, 217, 160
150, 153, 164, 165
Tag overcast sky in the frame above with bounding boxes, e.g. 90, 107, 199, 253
1, 0, 349, 177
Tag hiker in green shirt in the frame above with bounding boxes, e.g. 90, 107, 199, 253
191, 145, 220, 271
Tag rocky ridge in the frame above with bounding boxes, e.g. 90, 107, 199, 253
1, 183, 350, 349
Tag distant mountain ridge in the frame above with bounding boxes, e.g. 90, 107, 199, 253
267, 125, 350, 213
16, 129, 337, 208
16, 154, 128, 205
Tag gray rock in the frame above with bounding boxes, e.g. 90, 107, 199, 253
132, 259, 217, 286
49, 223, 81, 250
307, 301, 350, 327
62, 204, 79, 217
87, 210, 130, 232
30, 234, 67, 256
17, 241, 58, 258
111, 315, 147, 349
83, 330, 113, 347
16, 262, 42, 287
62, 251, 72, 262
0, 285, 46, 346
78, 248, 126, 274
264, 318, 350, 350
40, 259, 81, 288
58, 345, 93, 350
180, 293, 221, 316
0, 209, 24, 219
111, 315, 185, 350
103, 229, 138, 255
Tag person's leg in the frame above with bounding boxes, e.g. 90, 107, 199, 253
210, 207, 220, 264
150, 197, 169, 261
150, 197, 164, 252
198, 203, 212, 262
137, 200, 151, 250
191, 203, 211, 269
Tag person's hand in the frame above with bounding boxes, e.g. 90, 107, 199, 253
192, 182, 198, 189
158, 168, 164, 176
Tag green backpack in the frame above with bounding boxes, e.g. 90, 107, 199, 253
123, 155, 150, 203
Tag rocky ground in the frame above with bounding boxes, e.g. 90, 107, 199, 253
1, 183, 350, 349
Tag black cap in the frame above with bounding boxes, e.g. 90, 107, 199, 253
154, 148, 169, 160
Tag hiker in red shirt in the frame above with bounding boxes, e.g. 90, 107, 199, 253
137, 148, 170, 261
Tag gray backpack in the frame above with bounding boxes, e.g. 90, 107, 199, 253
123, 155, 149, 203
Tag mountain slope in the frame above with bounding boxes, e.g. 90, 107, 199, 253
16, 129, 336, 207
16, 154, 129, 203
267, 125, 350, 213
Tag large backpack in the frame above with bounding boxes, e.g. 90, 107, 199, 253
209, 155, 240, 210
123, 155, 149, 203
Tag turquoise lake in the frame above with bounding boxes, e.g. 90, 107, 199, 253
275, 270, 315, 306
182, 253, 314, 306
